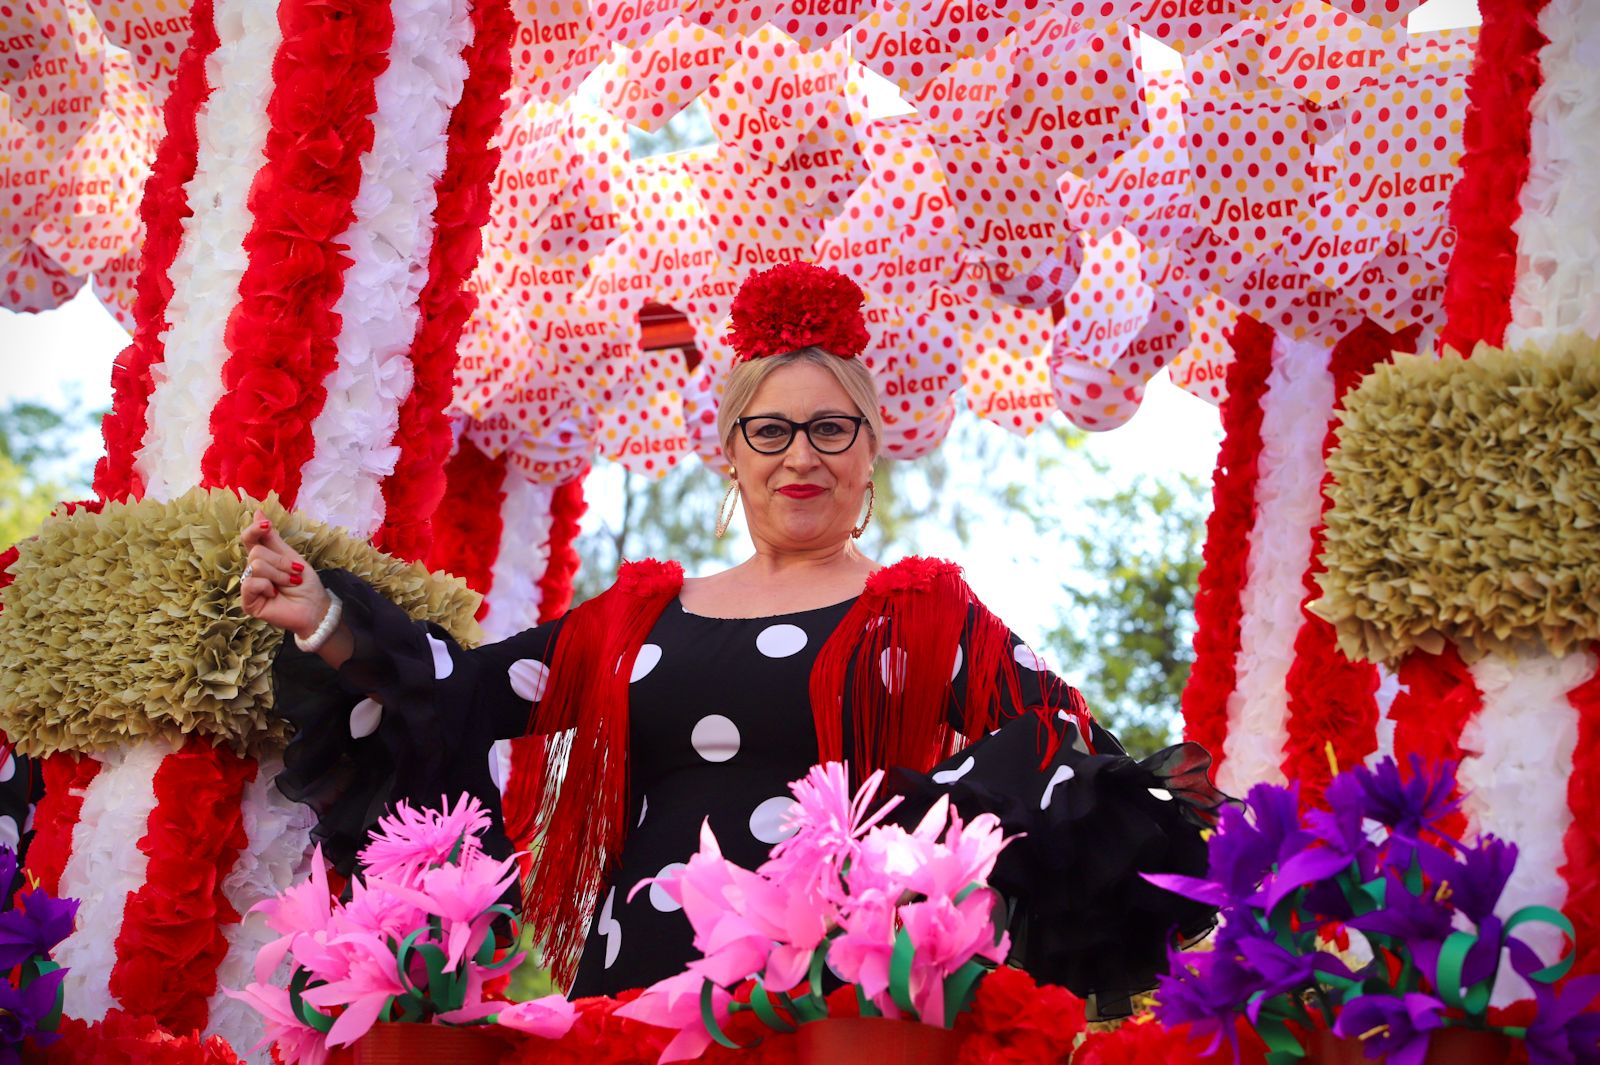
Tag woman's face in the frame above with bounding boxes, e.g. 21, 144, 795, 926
726, 360, 876, 553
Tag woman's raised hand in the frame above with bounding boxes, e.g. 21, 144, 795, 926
239, 509, 330, 639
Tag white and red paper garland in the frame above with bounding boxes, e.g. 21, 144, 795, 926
1214, 333, 1334, 796
198, 0, 396, 503
55, 741, 169, 1024
93, 0, 220, 503
294, 0, 475, 537
374, 0, 515, 562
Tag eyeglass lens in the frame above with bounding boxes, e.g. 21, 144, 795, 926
742, 416, 860, 454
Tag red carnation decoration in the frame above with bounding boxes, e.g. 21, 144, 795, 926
726, 261, 870, 362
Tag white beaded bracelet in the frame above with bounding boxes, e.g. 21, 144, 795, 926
294, 591, 344, 653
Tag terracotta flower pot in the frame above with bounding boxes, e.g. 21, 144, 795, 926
797, 1016, 963, 1065
326, 1021, 515, 1065
1308, 1026, 1514, 1065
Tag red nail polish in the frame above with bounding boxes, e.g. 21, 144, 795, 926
259, 521, 271, 530
290, 574, 303, 585
291, 562, 304, 573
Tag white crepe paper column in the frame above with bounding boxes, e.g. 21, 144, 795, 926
1213, 334, 1335, 796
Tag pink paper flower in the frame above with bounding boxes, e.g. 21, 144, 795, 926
302, 933, 411, 1048
227, 980, 332, 1065
359, 794, 492, 885
615, 970, 735, 1063
762, 763, 902, 903
491, 994, 579, 1038
380, 851, 522, 972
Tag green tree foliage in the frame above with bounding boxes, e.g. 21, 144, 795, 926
0, 397, 98, 548
1039, 473, 1207, 757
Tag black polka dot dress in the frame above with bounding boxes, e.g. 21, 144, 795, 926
570, 597, 853, 996
272, 569, 1227, 1011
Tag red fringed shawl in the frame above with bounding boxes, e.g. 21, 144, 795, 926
509, 556, 1077, 987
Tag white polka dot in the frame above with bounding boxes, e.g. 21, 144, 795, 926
879, 647, 907, 693
756, 624, 808, 658
631, 644, 662, 682
950, 645, 964, 681
0, 815, 17, 850
427, 634, 454, 679
597, 887, 622, 968
749, 796, 799, 844
22, 804, 33, 834
349, 698, 383, 739
508, 659, 549, 702
1014, 644, 1046, 672
691, 715, 741, 762
932, 755, 976, 785
1040, 764, 1076, 811
488, 739, 512, 793
637, 795, 649, 827
1148, 788, 1174, 802
0, 752, 14, 783
649, 863, 687, 912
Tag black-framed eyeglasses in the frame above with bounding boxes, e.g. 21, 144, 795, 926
736, 415, 868, 455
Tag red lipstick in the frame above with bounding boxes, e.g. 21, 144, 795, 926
777, 485, 825, 499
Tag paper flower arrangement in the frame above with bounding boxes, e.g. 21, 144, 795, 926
1146, 756, 1600, 1065
0, 845, 77, 1060
616, 762, 1014, 1062
231, 795, 575, 1065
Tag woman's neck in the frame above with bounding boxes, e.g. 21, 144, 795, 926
742, 540, 874, 578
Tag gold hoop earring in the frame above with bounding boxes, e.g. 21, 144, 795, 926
851, 480, 875, 540
715, 479, 741, 539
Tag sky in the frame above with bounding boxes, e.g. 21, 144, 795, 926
0, 0, 1479, 642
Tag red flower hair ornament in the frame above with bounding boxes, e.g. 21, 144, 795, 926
726, 261, 871, 362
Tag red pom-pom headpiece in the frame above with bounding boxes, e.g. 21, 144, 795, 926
726, 261, 871, 362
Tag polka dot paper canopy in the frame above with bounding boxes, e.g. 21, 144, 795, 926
2, 0, 1474, 478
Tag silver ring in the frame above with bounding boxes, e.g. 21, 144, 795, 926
241, 563, 255, 584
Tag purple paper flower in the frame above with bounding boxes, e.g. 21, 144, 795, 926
1232, 935, 1357, 1019
0, 891, 79, 973
1419, 835, 1516, 925
0, 965, 67, 1057
1153, 949, 1262, 1057
1346, 870, 1454, 949
1524, 974, 1600, 1065
1333, 993, 1446, 1065
1348, 756, 1461, 843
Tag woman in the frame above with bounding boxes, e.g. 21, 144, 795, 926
242, 262, 1222, 1016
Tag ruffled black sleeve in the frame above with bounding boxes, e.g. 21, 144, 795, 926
272, 569, 565, 873
910, 626, 1229, 1019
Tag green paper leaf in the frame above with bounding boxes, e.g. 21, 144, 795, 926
700, 980, 749, 1051
890, 929, 919, 1020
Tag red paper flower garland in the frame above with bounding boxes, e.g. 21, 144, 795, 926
499, 969, 1083, 1065
43, 1009, 243, 1065
424, 439, 510, 620
373, 0, 515, 562
1073, 1015, 1267, 1065
1387, 645, 1480, 843
108, 740, 255, 1034
197, 0, 396, 503
536, 474, 588, 623
1438, 0, 1550, 355
1180, 314, 1276, 774
1279, 320, 1419, 808
22, 753, 101, 898
1561, 651, 1600, 978
92, 0, 221, 503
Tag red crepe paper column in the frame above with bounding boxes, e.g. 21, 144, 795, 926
1438, 0, 1549, 354
1179, 314, 1274, 779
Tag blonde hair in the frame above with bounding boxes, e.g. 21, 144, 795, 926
717, 348, 883, 459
